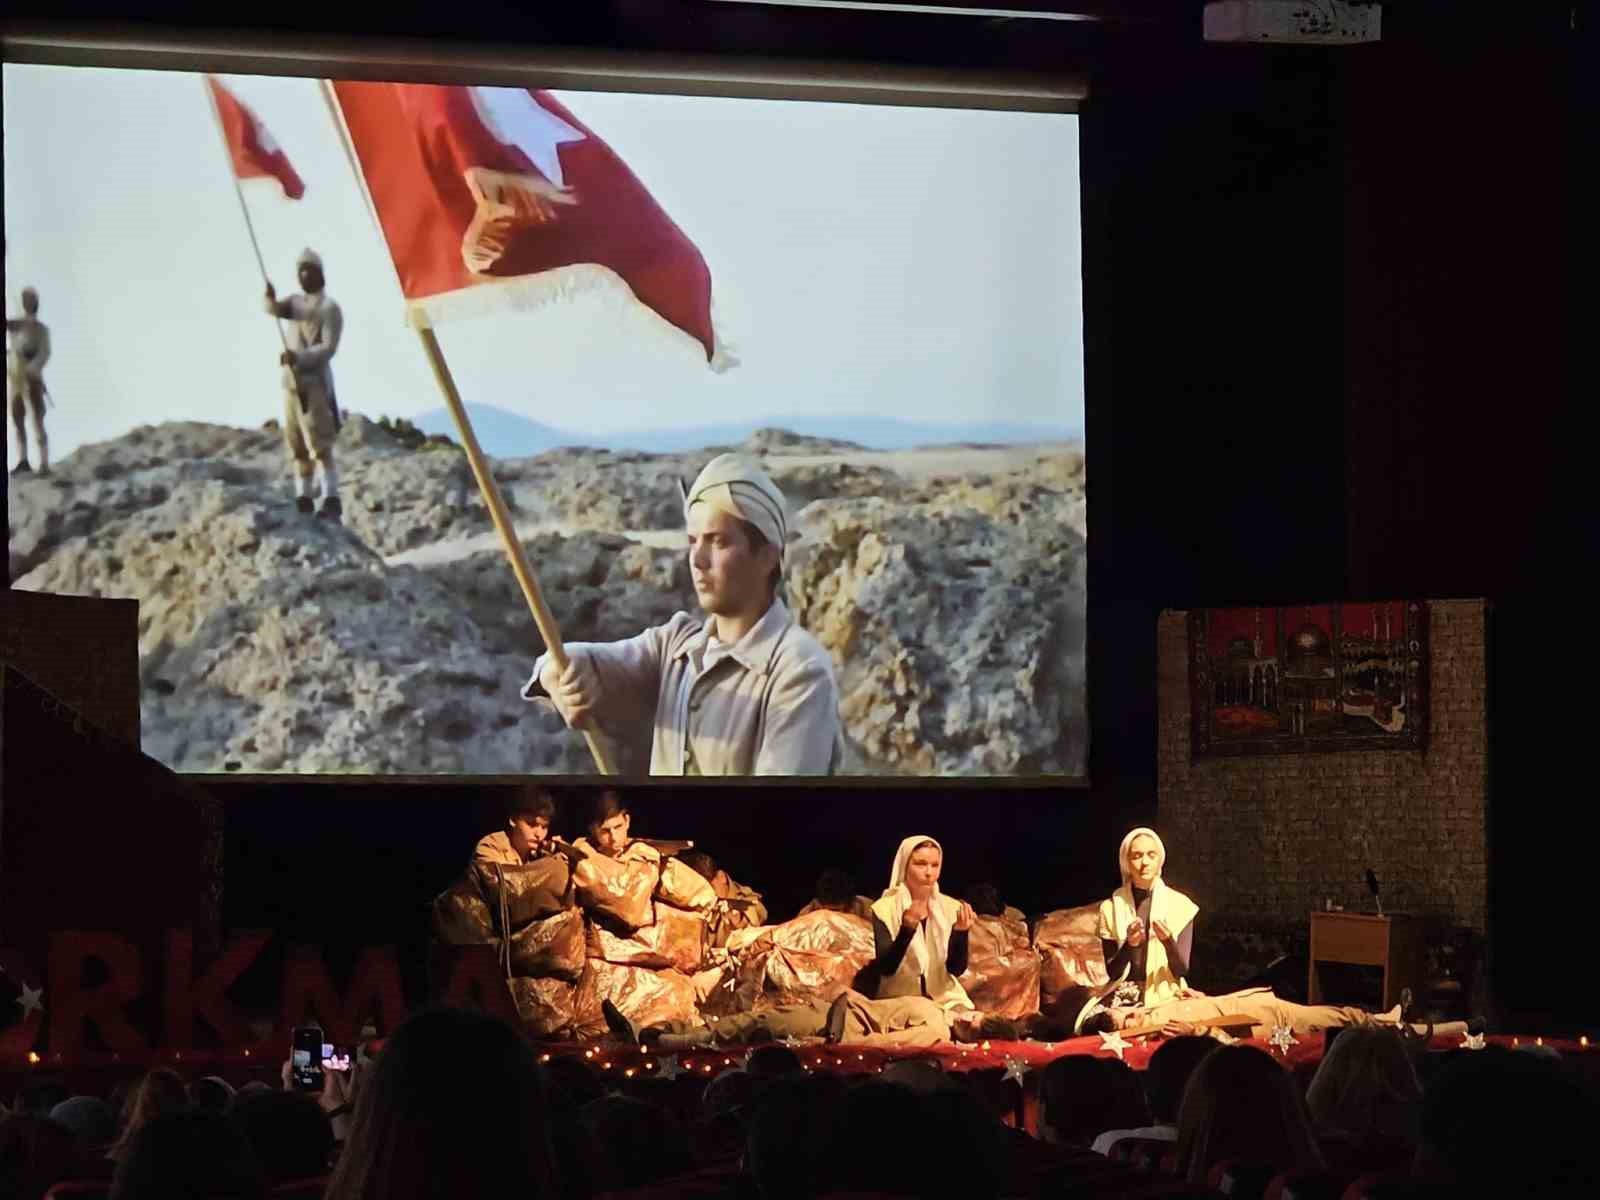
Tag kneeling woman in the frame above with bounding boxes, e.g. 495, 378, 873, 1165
1078, 827, 1468, 1041
823, 835, 978, 1045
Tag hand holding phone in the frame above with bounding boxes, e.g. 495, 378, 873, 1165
290, 1025, 325, 1092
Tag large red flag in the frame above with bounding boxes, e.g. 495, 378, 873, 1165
329, 82, 724, 365
206, 76, 306, 200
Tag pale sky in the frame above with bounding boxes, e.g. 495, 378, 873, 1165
4, 64, 1083, 462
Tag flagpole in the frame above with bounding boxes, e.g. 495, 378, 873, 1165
199, 75, 302, 407
414, 327, 619, 776
317, 79, 616, 775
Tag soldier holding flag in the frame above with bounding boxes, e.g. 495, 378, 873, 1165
523, 453, 843, 775
264, 248, 345, 521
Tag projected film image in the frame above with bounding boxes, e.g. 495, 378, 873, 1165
5, 66, 1086, 778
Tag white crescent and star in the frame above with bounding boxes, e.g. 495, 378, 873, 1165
468, 87, 586, 189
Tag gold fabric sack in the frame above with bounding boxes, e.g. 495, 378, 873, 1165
656, 858, 717, 911
573, 853, 657, 931
430, 874, 496, 946
727, 909, 875, 1014
587, 902, 707, 975
472, 858, 572, 926
572, 958, 700, 1038
960, 906, 1042, 1019
508, 905, 587, 981
1032, 903, 1109, 1010
510, 976, 579, 1040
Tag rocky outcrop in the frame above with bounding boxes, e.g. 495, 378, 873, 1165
9, 419, 1087, 777
787, 456, 1087, 776
15, 477, 591, 774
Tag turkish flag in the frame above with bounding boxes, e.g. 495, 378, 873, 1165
206, 76, 305, 200
330, 82, 720, 363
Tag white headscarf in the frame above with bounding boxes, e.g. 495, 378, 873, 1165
869, 835, 972, 1013
1096, 826, 1198, 1007
683, 454, 788, 557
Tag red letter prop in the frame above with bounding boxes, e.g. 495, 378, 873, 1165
163, 929, 271, 1050
441, 945, 519, 1024
48, 931, 149, 1057
280, 946, 408, 1044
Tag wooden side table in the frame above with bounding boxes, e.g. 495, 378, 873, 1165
1308, 912, 1423, 1011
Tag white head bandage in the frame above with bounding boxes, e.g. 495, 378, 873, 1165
683, 453, 788, 557
297, 248, 324, 269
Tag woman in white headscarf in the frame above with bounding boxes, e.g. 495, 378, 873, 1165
861, 835, 978, 1013
1096, 827, 1199, 1008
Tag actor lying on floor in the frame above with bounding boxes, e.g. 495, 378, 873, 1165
604, 834, 988, 1049
1071, 827, 1470, 1042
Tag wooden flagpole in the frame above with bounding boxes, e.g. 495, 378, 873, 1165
200, 76, 305, 415
414, 328, 618, 776
316, 79, 616, 777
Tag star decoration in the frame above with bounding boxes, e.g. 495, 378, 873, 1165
1098, 1029, 1131, 1060
16, 984, 44, 1018
1463, 1032, 1487, 1051
656, 1055, 685, 1080
1002, 1055, 1030, 1085
1268, 1024, 1299, 1054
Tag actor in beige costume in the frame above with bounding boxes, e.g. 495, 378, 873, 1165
474, 786, 559, 866
7, 287, 51, 475
265, 248, 344, 521
525, 454, 841, 775
1080, 828, 1469, 1041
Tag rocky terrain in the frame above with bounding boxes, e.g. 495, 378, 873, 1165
8, 416, 1087, 776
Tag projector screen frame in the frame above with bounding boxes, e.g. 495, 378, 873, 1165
3, 19, 1091, 789
1, 20, 1088, 113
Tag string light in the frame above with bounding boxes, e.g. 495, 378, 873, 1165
981, 1041, 991, 1051
602, 1062, 612, 1070
1536, 1038, 1543, 1048
1582, 1037, 1590, 1049
625, 1069, 636, 1078
1512, 1038, 1520, 1047
26, 1052, 40, 1065
584, 1049, 594, 1059
540, 1054, 551, 1063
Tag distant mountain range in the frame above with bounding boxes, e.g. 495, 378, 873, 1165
409, 404, 1084, 458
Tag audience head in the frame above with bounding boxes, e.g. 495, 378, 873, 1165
189, 1074, 237, 1115
0, 1114, 77, 1200
812, 868, 858, 912
583, 790, 631, 856
1038, 1055, 1148, 1147
881, 1058, 956, 1096
1175, 1044, 1324, 1182
110, 1068, 188, 1162
746, 1076, 844, 1200
700, 1068, 764, 1121
109, 1109, 268, 1200
1144, 1036, 1218, 1125
323, 1007, 559, 1200
744, 1044, 804, 1080
50, 1095, 118, 1148
832, 1082, 929, 1191
1416, 1046, 1599, 1195
12, 1078, 70, 1118
230, 1089, 335, 1185
1305, 1025, 1422, 1143
541, 1055, 607, 1109
578, 1095, 692, 1188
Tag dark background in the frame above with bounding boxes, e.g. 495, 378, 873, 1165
5, 2, 1591, 1027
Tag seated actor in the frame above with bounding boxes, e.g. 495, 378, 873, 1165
473, 785, 559, 866
796, 867, 876, 922
675, 849, 768, 949
523, 454, 842, 775
1076, 827, 1471, 1042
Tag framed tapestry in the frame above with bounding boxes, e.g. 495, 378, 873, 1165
1188, 601, 1429, 759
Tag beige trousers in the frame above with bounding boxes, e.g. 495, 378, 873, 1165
10, 378, 46, 468
657, 990, 951, 1048
283, 381, 337, 477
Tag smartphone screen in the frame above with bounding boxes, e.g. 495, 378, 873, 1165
291, 1025, 325, 1091
321, 1043, 353, 1073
